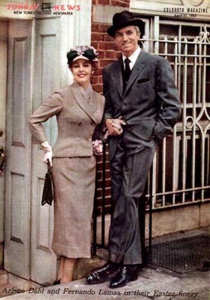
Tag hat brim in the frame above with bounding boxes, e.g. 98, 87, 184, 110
107, 19, 144, 38
72, 55, 98, 62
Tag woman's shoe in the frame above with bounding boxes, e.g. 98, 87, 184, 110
53, 279, 61, 285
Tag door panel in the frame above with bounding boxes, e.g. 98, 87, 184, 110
5, 17, 61, 285
4, 20, 33, 279
30, 18, 60, 285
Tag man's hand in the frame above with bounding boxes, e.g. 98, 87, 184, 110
105, 116, 126, 136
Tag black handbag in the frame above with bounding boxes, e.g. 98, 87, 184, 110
42, 163, 54, 206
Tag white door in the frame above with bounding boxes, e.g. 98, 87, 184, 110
3, 0, 92, 284
4, 18, 60, 285
30, 18, 60, 285
4, 19, 33, 279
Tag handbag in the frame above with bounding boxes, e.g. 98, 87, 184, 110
42, 163, 54, 206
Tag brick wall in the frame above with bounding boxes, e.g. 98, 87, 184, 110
90, 1, 129, 93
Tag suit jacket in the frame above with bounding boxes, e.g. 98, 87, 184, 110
29, 82, 105, 157
103, 49, 181, 160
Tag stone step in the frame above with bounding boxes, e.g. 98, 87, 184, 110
0, 284, 15, 298
0, 269, 8, 286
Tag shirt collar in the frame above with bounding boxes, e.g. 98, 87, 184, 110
122, 46, 141, 70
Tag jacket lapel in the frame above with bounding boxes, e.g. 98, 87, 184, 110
71, 82, 98, 123
124, 50, 146, 95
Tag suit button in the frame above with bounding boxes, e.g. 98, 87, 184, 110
78, 122, 83, 126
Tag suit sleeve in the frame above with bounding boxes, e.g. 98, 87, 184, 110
153, 58, 181, 141
92, 95, 107, 141
29, 91, 63, 144
103, 67, 114, 121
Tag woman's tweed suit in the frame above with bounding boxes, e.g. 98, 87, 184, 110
29, 82, 105, 258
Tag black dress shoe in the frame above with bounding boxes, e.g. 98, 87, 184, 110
53, 279, 61, 285
199, 261, 210, 272
86, 262, 120, 285
109, 265, 138, 289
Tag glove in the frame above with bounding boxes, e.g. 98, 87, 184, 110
92, 140, 103, 156
41, 141, 53, 166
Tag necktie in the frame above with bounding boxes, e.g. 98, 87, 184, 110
124, 57, 131, 86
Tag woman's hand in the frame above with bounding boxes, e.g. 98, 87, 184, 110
92, 140, 103, 156
41, 141, 53, 166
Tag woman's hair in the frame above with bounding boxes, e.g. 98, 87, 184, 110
68, 60, 97, 70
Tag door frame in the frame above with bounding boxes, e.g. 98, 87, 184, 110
0, 20, 8, 268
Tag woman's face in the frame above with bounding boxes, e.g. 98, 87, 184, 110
70, 59, 92, 89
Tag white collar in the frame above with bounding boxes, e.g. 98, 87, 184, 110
123, 46, 141, 70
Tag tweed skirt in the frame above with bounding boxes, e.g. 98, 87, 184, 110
51, 156, 96, 258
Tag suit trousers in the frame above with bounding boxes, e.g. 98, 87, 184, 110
108, 130, 157, 265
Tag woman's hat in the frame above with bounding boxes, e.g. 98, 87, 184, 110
107, 10, 144, 38
67, 46, 98, 64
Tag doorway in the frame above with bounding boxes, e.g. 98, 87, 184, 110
2, 18, 59, 286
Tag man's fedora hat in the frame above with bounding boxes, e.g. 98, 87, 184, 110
107, 10, 144, 38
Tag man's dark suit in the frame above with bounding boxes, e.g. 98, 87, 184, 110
103, 49, 181, 265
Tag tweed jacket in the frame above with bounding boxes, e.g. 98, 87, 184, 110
29, 82, 105, 158
103, 49, 181, 159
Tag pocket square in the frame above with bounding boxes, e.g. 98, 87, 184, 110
137, 78, 150, 84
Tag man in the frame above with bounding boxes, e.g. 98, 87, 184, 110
86, 10, 181, 288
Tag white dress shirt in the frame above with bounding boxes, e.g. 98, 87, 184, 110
123, 46, 141, 70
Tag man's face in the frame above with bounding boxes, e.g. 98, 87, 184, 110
114, 25, 140, 57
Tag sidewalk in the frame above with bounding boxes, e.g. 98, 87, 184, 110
1, 227, 210, 300
1, 266, 210, 300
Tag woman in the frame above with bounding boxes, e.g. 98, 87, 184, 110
29, 46, 105, 284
